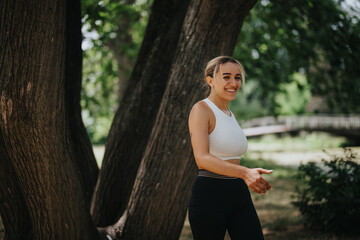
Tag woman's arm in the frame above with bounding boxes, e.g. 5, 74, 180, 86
188, 102, 272, 194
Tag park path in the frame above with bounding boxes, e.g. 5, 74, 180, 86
246, 145, 360, 167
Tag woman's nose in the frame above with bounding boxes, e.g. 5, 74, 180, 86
229, 77, 236, 85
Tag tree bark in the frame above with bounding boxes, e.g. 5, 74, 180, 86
107, 0, 258, 239
0, 131, 32, 239
91, 0, 192, 227
0, 0, 100, 238
65, 0, 99, 204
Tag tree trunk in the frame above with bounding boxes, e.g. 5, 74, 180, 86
65, 0, 99, 204
0, 131, 32, 239
107, 0, 136, 99
0, 0, 100, 238
107, 0, 258, 239
91, 0, 192, 227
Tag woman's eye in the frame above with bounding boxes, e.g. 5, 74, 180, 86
235, 77, 241, 81
223, 76, 230, 80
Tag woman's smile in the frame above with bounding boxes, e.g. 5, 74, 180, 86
225, 87, 237, 93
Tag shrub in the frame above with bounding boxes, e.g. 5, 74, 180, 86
293, 148, 360, 236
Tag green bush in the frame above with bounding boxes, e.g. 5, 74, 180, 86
293, 148, 360, 236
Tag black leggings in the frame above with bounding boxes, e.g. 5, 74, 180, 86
188, 176, 264, 240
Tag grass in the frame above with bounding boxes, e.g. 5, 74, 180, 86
247, 131, 349, 152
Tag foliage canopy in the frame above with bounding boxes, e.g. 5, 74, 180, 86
82, 0, 360, 143
233, 0, 360, 117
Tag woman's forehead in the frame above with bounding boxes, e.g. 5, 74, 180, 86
219, 62, 241, 74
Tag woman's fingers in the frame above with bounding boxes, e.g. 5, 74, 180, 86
257, 168, 273, 174
249, 178, 272, 193
258, 182, 270, 193
259, 178, 272, 191
251, 185, 266, 194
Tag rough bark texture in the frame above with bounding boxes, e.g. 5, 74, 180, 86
0, 1, 100, 238
0, 131, 32, 239
109, 0, 258, 239
91, 0, 192, 227
65, 0, 99, 204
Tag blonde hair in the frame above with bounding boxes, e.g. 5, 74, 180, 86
204, 56, 246, 96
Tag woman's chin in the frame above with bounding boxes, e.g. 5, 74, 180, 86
225, 93, 237, 101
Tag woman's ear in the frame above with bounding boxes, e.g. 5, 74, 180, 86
206, 76, 213, 88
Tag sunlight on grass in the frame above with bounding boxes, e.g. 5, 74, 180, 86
244, 132, 360, 167
247, 132, 348, 152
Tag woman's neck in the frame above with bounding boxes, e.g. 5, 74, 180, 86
207, 94, 229, 111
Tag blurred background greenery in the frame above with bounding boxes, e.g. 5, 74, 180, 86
80, 0, 359, 145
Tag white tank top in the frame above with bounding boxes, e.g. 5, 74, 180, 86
203, 98, 248, 160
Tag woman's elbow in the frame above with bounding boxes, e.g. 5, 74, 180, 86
194, 153, 210, 169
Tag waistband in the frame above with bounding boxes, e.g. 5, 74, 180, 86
198, 169, 236, 179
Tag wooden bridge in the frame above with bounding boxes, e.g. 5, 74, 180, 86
241, 115, 360, 139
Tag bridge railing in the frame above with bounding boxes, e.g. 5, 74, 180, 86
240, 115, 360, 129
240, 115, 360, 137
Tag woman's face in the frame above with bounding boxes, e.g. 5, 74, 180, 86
208, 62, 242, 101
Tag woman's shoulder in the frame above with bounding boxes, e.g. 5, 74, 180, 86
189, 99, 214, 123
190, 100, 211, 115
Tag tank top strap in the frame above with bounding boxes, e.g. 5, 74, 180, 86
202, 98, 222, 117
202, 98, 232, 119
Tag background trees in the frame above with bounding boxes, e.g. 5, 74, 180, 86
81, 0, 360, 145
81, 0, 150, 144
233, 0, 360, 118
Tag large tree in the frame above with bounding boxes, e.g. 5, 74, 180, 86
90, 0, 193, 227
0, 0, 99, 238
0, 0, 257, 239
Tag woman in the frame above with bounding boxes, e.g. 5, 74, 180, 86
188, 56, 272, 240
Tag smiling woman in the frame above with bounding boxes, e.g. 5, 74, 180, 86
207, 62, 243, 105
204, 56, 246, 97
188, 56, 273, 240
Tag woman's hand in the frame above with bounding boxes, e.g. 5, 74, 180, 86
243, 168, 273, 194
